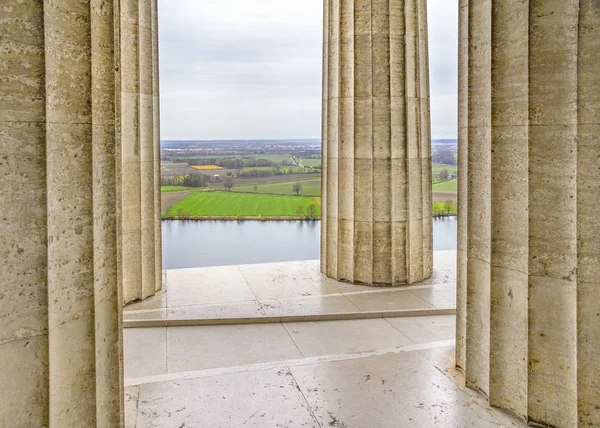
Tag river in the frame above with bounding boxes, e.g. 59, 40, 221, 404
162, 217, 457, 270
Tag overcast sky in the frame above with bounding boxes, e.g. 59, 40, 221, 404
158, 0, 458, 140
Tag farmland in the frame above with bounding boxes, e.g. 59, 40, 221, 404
191, 165, 225, 171
233, 179, 321, 196
164, 192, 321, 219
161, 186, 195, 193
300, 158, 322, 167
432, 164, 457, 175
432, 179, 458, 193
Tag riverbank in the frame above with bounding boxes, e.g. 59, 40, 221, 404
162, 215, 320, 221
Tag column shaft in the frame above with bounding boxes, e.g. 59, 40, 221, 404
458, 1, 600, 426
152, 0, 163, 293
120, 0, 143, 303
455, 0, 468, 373
322, 0, 432, 286
0, 0, 49, 424
465, 0, 491, 395
0, 0, 162, 425
489, 0, 529, 416
577, 2, 600, 425
120, 0, 162, 303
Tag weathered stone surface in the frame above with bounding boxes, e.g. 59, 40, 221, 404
457, 1, 600, 426
0, 1, 161, 425
321, 0, 433, 286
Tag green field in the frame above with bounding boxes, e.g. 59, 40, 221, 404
161, 186, 193, 192
300, 159, 322, 167
164, 192, 321, 218
432, 164, 457, 175
234, 179, 321, 196
254, 155, 293, 162
432, 179, 458, 192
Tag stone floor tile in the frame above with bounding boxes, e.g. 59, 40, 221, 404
167, 300, 265, 320
135, 368, 320, 428
260, 294, 360, 316
239, 260, 341, 299
345, 289, 434, 312
284, 319, 413, 357
166, 324, 303, 373
124, 386, 139, 428
410, 284, 457, 308
123, 328, 167, 379
386, 315, 456, 344
166, 265, 256, 307
291, 351, 524, 428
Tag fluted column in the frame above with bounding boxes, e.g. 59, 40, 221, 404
321, 0, 433, 286
0, 0, 162, 425
455, 0, 469, 374
120, 0, 162, 303
457, 1, 600, 426
0, 1, 123, 426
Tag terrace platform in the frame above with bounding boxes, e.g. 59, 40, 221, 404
123, 251, 525, 427
124, 330, 526, 427
123, 250, 457, 325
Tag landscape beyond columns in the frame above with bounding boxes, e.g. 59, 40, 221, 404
0, 1, 598, 427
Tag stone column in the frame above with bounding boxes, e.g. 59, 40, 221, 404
457, 1, 600, 426
321, 0, 433, 286
152, 0, 163, 293
120, 0, 162, 303
0, 0, 162, 425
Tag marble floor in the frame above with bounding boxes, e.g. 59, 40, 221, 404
124, 250, 457, 323
124, 316, 525, 427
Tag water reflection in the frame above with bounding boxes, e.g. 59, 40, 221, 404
162, 218, 457, 270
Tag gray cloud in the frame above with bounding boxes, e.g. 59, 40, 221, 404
158, 0, 458, 140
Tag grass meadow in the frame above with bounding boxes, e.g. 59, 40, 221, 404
233, 180, 321, 196
164, 192, 321, 218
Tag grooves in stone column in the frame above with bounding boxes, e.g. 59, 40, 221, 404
139, 0, 157, 299
320, 0, 330, 274
488, 0, 529, 413
389, 0, 408, 284
371, 0, 392, 285
455, 0, 468, 373
460, 1, 600, 426
120, 0, 143, 304
91, 0, 123, 426
464, 0, 491, 396
338, 0, 355, 282
44, 1, 97, 425
488, 0, 529, 418
322, 0, 432, 286
528, 1, 579, 426
417, 0, 433, 280
152, 0, 163, 293
0, 1, 49, 425
324, 0, 340, 278
577, 2, 600, 425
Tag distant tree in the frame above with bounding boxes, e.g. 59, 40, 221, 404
444, 200, 454, 215
253, 184, 258, 193
306, 204, 317, 219
296, 206, 304, 217
439, 168, 449, 181
293, 182, 302, 195
224, 176, 235, 191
